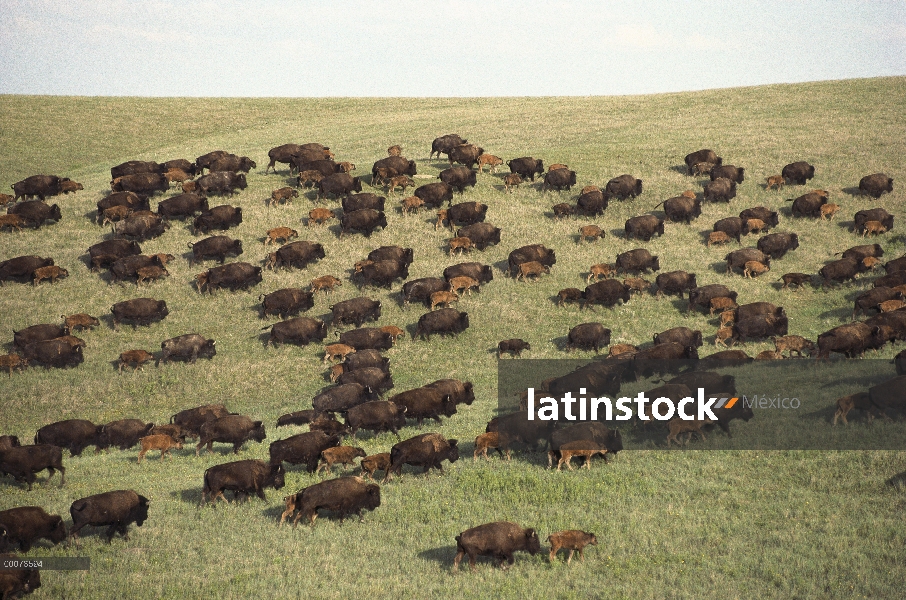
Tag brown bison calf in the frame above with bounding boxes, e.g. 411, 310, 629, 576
32, 265, 68, 286
880, 299, 906, 313
765, 175, 785, 190
448, 275, 479, 296
136, 265, 169, 286
517, 261, 550, 282
623, 278, 649, 294
387, 145, 402, 156
338, 161, 356, 173
316, 446, 367, 474
862, 220, 888, 237
360, 452, 391, 481
379, 325, 405, 343
556, 440, 608, 470
310, 274, 342, 295
62, 313, 100, 334
387, 175, 415, 195
691, 162, 714, 176
577, 225, 605, 244
709, 296, 738, 315
744, 261, 769, 278
714, 326, 736, 347
0, 214, 25, 232
586, 263, 617, 283
118, 349, 155, 372
744, 219, 767, 234
265, 226, 299, 246
137, 434, 183, 463
503, 173, 522, 193
308, 207, 335, 226
430, 291, 459, 310
666, 418, 712, 446
270, 187, 299, 206
322, 343, 356, 364
473, 431, 510, 461
708, 231, 731, 247
557, 288, 583, 307
548, 530, 598, 564
448, 236, 473, 256
297, 170, 324, 188
401, 196, 424, 214
477, 154, 503, 173
755, 350, 783, 360
781, 273, 812, 289
832, 392, 880, 425
435, 209, 449, 231
0, 354, 27, 377
820, 203, 840, 220
772, 335, 815, 357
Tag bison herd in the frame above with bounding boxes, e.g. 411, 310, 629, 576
2, 130, 903, 581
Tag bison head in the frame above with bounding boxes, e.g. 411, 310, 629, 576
524, 528, 541, 555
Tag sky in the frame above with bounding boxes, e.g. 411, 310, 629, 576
0, 0, 904, 97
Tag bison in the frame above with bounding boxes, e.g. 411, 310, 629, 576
453, 521, 541, 572
69, 489, 149, 542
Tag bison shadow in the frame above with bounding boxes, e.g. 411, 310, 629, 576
708, 260, 731, 275
841, 186, 864, 197
175, 488, 205, 505
836, 220, 856, 233
816, 306, 853, 322
669, 164, 692, 175
417, 546, 457, 567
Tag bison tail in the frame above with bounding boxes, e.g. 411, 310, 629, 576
260, 324, 273, 331
652, 201, 664, 209
187, 241, 195, 249
70, 499, 88, 515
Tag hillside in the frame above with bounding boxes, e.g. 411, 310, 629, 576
0, 78, 904, 598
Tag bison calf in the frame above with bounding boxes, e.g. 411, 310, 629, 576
473, 431, 510, 461
137, 434, 183, 463
548, 530, 598, 564
316, 446, 367, 474
118, 349, 155, 372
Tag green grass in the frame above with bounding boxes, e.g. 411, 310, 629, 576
1, 78, 905, 599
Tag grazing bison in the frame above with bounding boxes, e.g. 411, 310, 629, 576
196, 415, 266, 456
507, 157, 544, 181
625, 214, 664, 241
757, 232, 799, 259
0, 444, 65, 490
684, 150, 722, 174
616, 248, 659, 274
193, 204, 242, 233
280, 476, 380, 527
859, 173, 894, 198
430, 134, 467, 159
0, 256, 55, 285
575, 189, 608, 216
414, 182, 454, 208
7, 200, 62, 228
259, 288, 314, 319
265, 240, 325, 270
605, 174, 643, 200
655, 271, 697, 299
201, 459, 285, 504
157, 193, 208, 219
111, 298, 168, 330
854, 208, 894, 234
0, 507, 66, 552
566, 323, 611, 352
69, 490, 149, 542
544, 168, 577, 191
189, 236, 242, 265
453, 521, 541, 572
782, 161, 815, 185
345, 401, 406, 440
703, 177, 737, 203
264, 317, 327, 347
582, 280, 630, 310
158, 334, 216, 365
103, 419, 154, 450
657, 195, 701, 223
269, 431, 340, 473
710, 165, 745, 184
789, 192, 827, 218
383, 433, 459, 482
415, 308, 469, 340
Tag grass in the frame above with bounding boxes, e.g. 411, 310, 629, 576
1, 77, 905, 599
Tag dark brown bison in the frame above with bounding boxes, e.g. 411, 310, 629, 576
280, 476, 380, 527
111, 298, 168, 330
710, 165, 745, 183
430, 134, 468, 159
616, 248, 659, 274
264, 317, 327, 347
854, 208, 894, 234
684, 150, 721, 174
457, 222, 500, 250
0, 444, 65, 490
158, 334, 216, 365
7, 200, 62, 228
69, 489, 149, 542
415, 308, 469, 340
259, 288, 314, 319
507, 157, 544, 181
11, 174, 66, 201
703, 177, 737, 202
345, 401, 407, 440
657, 195, 701, 223
269, 431, 341, 472
726, 248, 770, 274
196, 415, 266, 456
625, 214, 664, 241
443, 262, 493, 284
757, 232, 799, 259
0, 507, 66, 552
566, 323, 611, 352
544, 168, 577, 191
438, 166, 478, 194
193, 204, 242, 233
413, 182, 454, 208
687, 284, 738, 313
655, 271, 698, 299
448, 144, 484, 169
575, 189, 608, 216
101, 419, 154, 451
507, 244, 556, 276
339, 209, 387, 238
312, 383, 379, 414
782, 161, 815, 185
858, 173, 893, 198
453, 521, 541, 572
266, 240, 325, 270
604, 174, 642, 200
389, 387, 456, 426
582, 280, 630, 310
816, 322, 886, 359
789, 192, 827, 218
383, 433, 459, 482
189, 236, 242, 265
338, 327, 395, 351
201, 459, 285, 504
0, 256, 54, 285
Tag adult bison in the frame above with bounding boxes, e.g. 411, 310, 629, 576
264, 317, 327, 347
430, 134, 467, 160
196, 262, 262, 293
280, 476, 380, 527
566, 323, 611, 352
858, 173, 893, 198
0, 507, 66, 552
453, 521, 541, 572
259, 288, 314, 319
7, 200, 62, 228
684, 150, 721, 174
413, 182, 454, 208
196, 415, 266, 456
200, 459, 285, 504
544, 169, 577, 192
508, 244, 556, 276
383, 433, 459, 482
11, 175, 66, 201
69, 490, 149, 542
604, 174, 642, 200
35, 420, 106, 456
158, 334, 216, 365
438, 166, 477, 194
625, 214, 664, 241
415, 309, 469, 340
782, 161, 815, 185
318, 173, 363, 199
111, 298, 168, 330
507, 157, 544, 181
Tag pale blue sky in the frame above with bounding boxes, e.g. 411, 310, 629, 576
1, 0, 903, 97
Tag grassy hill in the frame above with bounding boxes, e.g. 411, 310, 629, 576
0, 78, 904, 599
